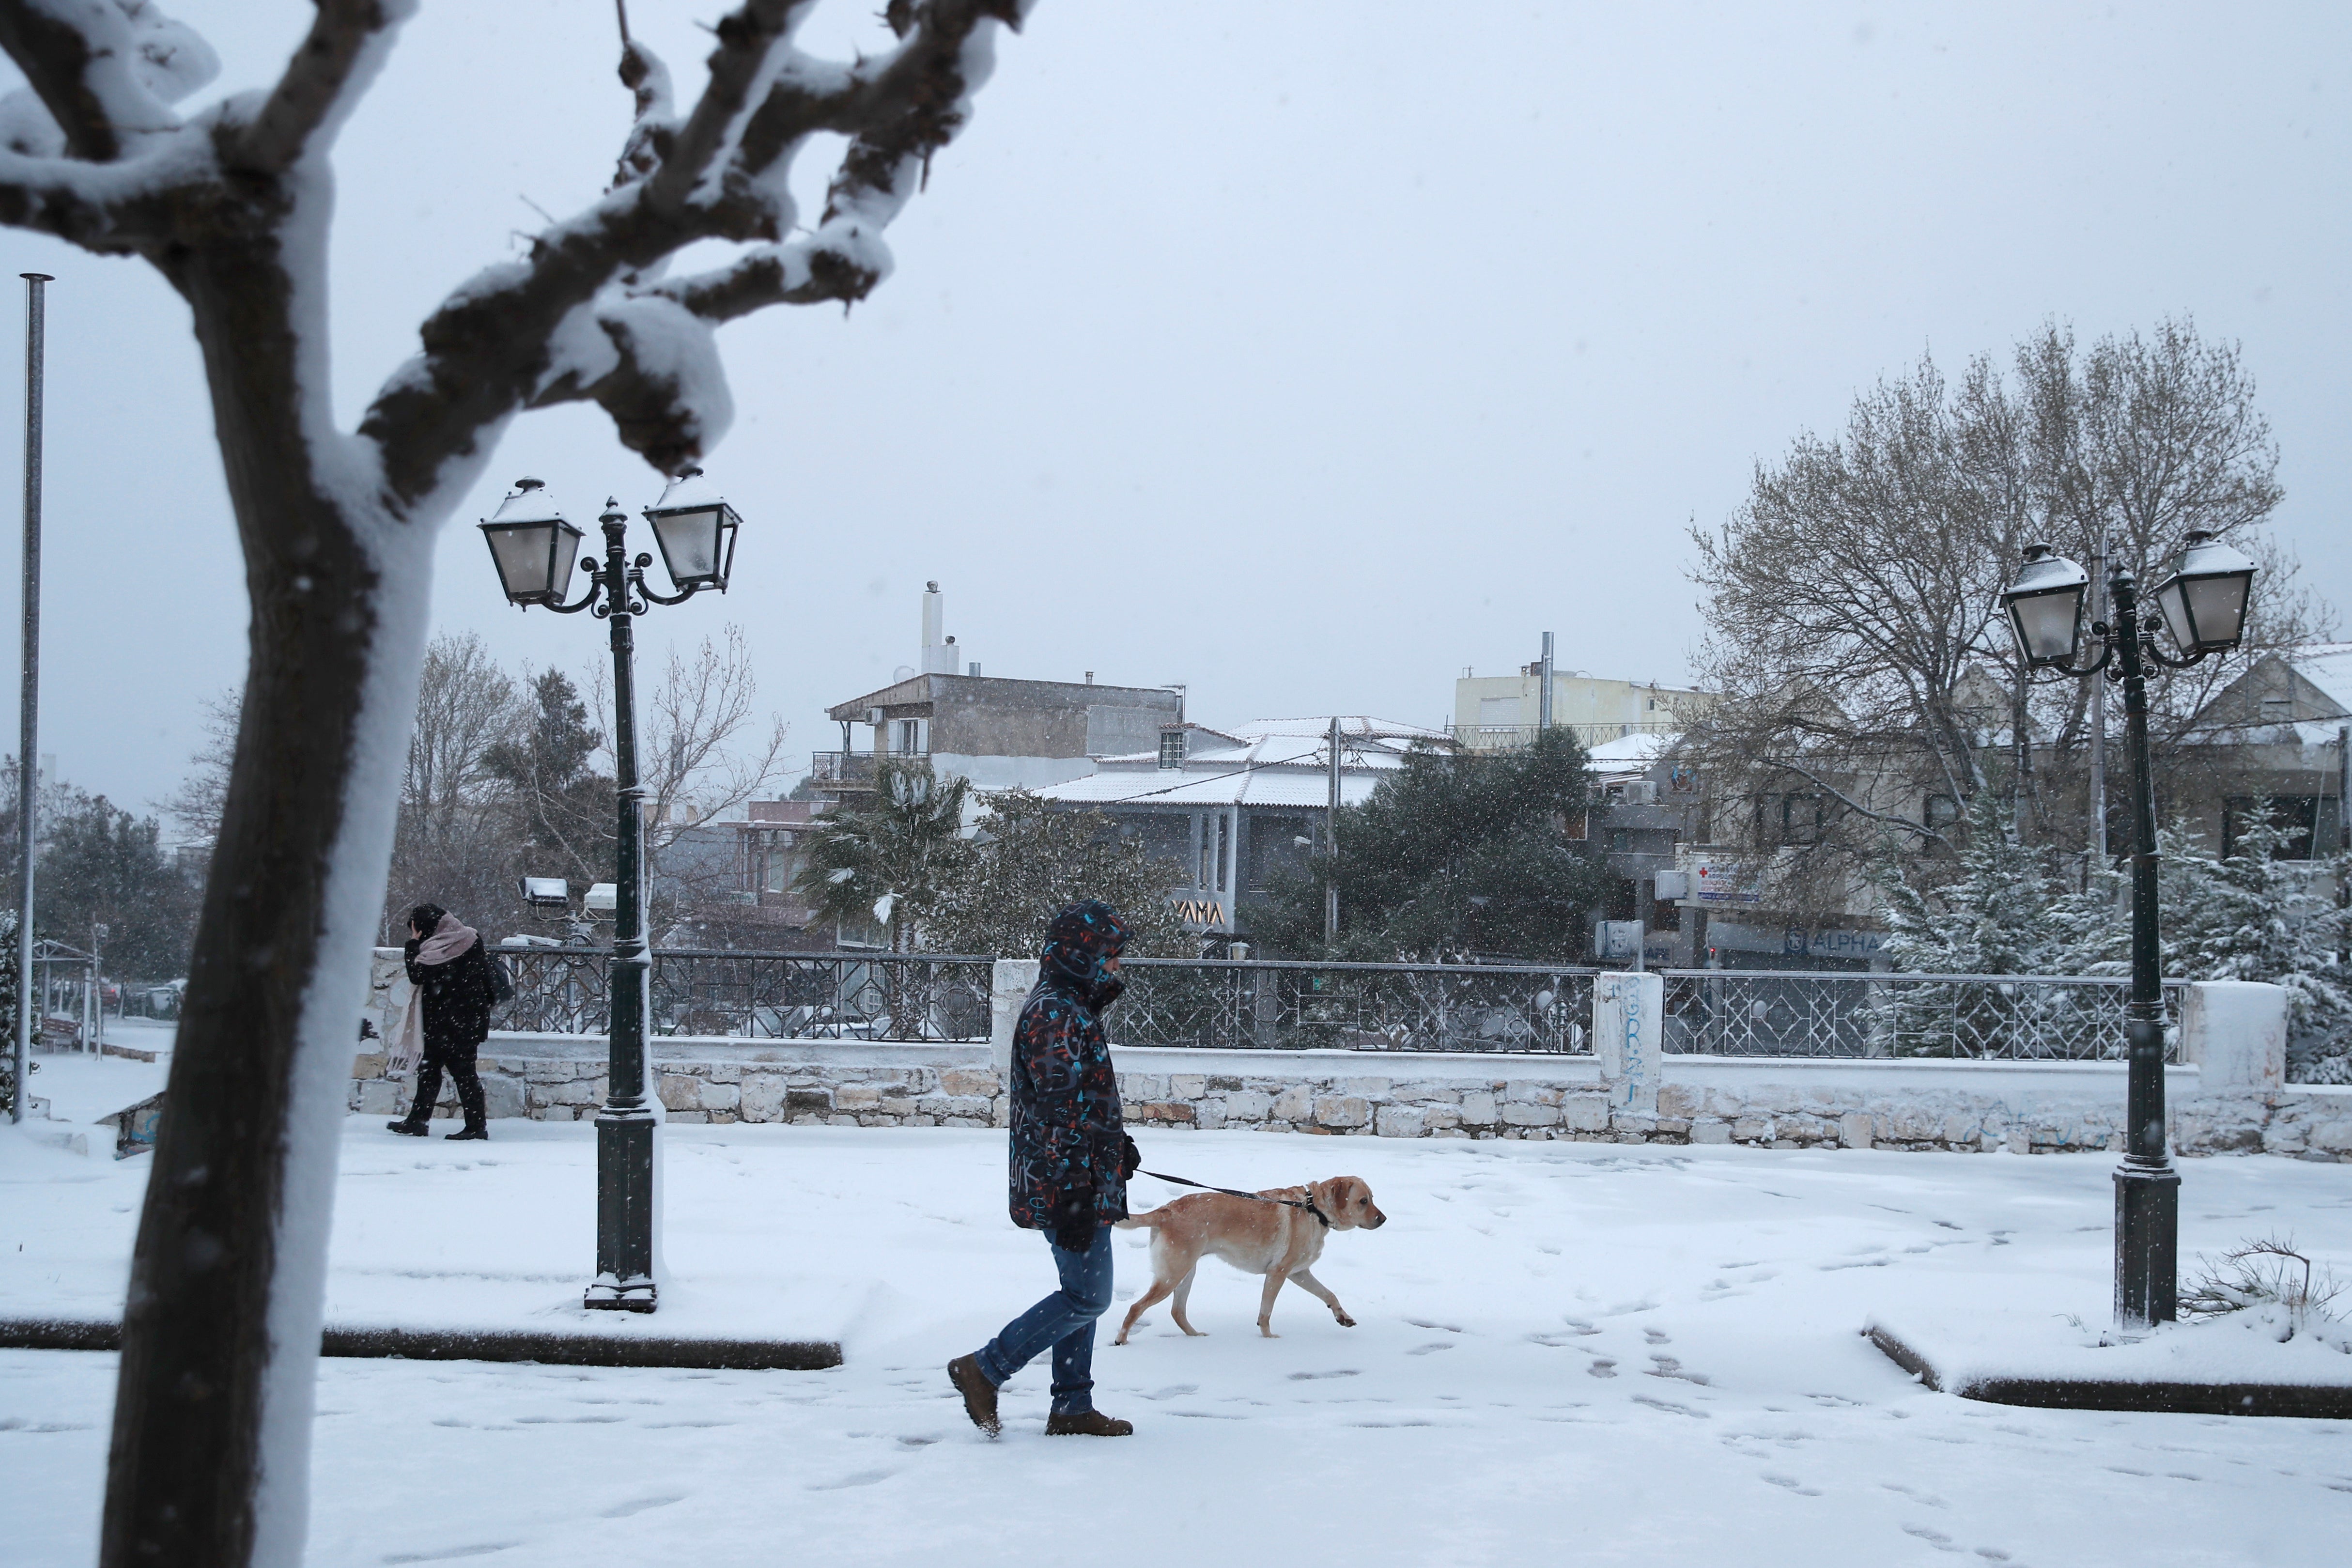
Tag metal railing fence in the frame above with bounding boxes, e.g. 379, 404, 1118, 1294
498, 948, 992, 1042
1112, 958, 1597, 1054
1660, 969, 2185, 1062
496, 948, 2184, 1061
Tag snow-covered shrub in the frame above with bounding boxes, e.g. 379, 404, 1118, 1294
1872, 795, 2352, 1079
2180, 1237, 2350, 1352
2150, 814, 2352, 1084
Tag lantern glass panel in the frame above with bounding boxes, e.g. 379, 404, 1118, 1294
2182, 572, 2251, 649
2009, 589, 2084, 666
486, 523, 559, 601
650, 506, 722, 584
2153, 574, 2197, 652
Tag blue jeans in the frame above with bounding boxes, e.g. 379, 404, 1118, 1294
975, 1224, 1114, 1415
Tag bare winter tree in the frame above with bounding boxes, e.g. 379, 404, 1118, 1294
0, 2, 1038, 1562
590, 621, 791, 924
159, 684, 240, 844
1686, 318, 2323, 915
382, 631, 520, 940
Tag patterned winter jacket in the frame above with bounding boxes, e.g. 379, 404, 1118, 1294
1006, 901, 1132, 1232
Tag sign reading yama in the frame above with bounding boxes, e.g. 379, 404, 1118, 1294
1169, 895, 1229, 931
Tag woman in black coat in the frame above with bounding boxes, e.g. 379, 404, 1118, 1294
387, 903, 502, 1140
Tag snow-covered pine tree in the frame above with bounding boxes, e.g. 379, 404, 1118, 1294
2154, 811, 2352, 1084
1872, 792, 2097, 1056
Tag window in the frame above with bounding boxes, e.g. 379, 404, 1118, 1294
892, 718, 926, 755
1755, 792, 1826, 847
2259, 696, 2294, 723
1158, 728, 1187, 769
2224, 795, 2324, 861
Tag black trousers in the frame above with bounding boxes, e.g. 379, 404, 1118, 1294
406, 1040, 486, 1129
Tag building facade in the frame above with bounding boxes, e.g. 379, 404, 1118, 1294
1029, 716, 1448, 936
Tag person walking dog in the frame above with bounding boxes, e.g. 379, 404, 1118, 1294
949, 900, 1142, 1437
386, 904, 506, 1141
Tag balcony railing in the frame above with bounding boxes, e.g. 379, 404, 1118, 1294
808, 751, 879, 787
1450, 721, 1682, 750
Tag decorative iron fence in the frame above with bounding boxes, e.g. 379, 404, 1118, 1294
1113, 958, 1598, 1054
495, 948, 2184, 1062
1659, 969, 2185, 1061
498, 948, 992, 1042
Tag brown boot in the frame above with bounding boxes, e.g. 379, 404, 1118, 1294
947, 1354, 1000, 1436
1046, 1410, 1134, 1437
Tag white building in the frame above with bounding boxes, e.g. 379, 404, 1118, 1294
1029, 716, 1446, 934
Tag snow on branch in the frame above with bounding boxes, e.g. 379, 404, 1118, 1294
232, 0, 410, 176
0, 0, 215, 158
365, 0, 1033, 492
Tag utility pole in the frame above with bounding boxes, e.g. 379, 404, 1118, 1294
1324, 715, 1341, 946
12, 274, 48, 1124
1538, 631, 1554, 733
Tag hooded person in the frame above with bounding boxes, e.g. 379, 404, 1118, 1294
948, 900, 1143, 1438
387, 903, 504, 1141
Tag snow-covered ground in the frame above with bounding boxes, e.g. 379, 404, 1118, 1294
5, 1116, 2351, 1565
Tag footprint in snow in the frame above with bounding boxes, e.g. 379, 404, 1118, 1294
1630, 1394, 1709, 1419
1406, 1342, 1453, 1355
1761, 1474, 1822, 1497
1643, 1328, 1671, 1345
381, 1546, 524, 1564
599, 1496, 684, 1519
1647, 1355, 1709, 1385
1287, 1369, 1361, 1381
1882, 1482, 1948, 1507
1405, 1319, 1464, 1334
1901, 1524, 1963, 1552
807, 1469, 897, 1491
1142, 1384, 1200, 1399
1586, 1359, 1618, 1379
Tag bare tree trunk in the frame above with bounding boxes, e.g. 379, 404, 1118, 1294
104, 236, 439, 1566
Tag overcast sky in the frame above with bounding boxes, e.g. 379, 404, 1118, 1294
0, 1, 2345, 825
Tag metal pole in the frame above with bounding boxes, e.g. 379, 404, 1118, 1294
1539, 631, 1554, 732
2108, 565, 2178, 1330
587, 502, 657, 1312
2088, 542, 2107, 871
1324, 715, 1341, 947
12, 274, 47, 1124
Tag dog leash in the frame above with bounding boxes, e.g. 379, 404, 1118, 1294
1139, 1169, 1331, 1229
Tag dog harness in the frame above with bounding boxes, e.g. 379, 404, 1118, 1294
1140, 1169, 1332, 1229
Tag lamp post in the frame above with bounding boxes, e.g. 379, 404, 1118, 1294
480, 470, 742, 1312
1999, 530, 2257, 1330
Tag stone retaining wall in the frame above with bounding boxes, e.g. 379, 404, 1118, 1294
351, 953, 2349, 1159
346, 1035, 2352, 1161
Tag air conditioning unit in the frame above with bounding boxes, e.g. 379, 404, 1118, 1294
1653, 870, 1690, 900
1610, 780, 1657, 806
863, 707, 884, 727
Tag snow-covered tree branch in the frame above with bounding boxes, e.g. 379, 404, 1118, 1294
0, 2, 1038, 1563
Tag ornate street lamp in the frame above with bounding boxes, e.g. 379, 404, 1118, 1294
1999, 536, 2256, 1331
478, 472, 743, 1312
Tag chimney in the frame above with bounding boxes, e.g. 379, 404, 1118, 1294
920, 581, 957, 675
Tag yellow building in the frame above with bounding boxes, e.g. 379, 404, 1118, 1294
1451, 666, 1712, 750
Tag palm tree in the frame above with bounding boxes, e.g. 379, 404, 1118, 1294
795, 761, 971, 953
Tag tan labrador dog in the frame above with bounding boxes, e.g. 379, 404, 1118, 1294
1113, 1177, 1386, 1343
